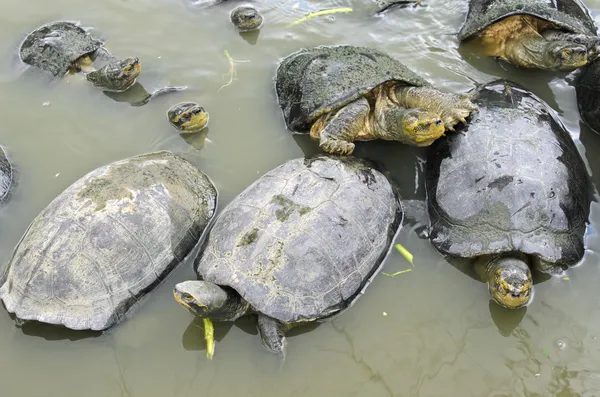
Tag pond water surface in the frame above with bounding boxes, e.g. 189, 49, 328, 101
1, 0, 600, 396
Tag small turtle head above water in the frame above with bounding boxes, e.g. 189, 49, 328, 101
86, 57, 141, 92
486, 256, 533, 309
174, 280, 249, 321
230, 5, 264, 32
168, 102, 209, 133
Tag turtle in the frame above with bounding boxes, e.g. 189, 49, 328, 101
575, 58, 600, 133
425, 79, 591, 309
230, 5, 264, 32
173, 155, 403, 358
275, 45, 477, 156
168, 102, 210, 133
457, 0, 600, 71
19, 21, 186, 103
0, 151, 217, 331
0, 146, 14, 204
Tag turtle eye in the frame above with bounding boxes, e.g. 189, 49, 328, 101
180, 292, 194, 301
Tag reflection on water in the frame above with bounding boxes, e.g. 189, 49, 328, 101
0, 0, 599, 396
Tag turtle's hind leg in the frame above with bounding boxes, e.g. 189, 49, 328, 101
257, 314, 290, 360
394, 86, 478, 131
310, 97, 371, 155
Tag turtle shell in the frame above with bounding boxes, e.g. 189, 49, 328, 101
458, 0, 597, 41
19, 21, 104, 78
275, 45, 430, 133
0, 146, 14, 203
195, 155, 403, 323
0, 151, 217, 331
426, 80, 591, 267
576, 58, 600, 133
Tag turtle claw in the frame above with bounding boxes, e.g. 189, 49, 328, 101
320, 139, 355, 156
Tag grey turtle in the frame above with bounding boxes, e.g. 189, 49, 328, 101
458, 0, 600, 71
275, 45, 477, 155
575, 58, 600, 133
230, 5, 264, 32
0, 146, 14, 204
0, 151, 217, 331
174, 155, 403, 358
19, 21, 185, 104
425, 79, 591, 309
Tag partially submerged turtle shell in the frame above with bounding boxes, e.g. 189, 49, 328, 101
275, 44, 430, 133
195, 155, 403, 323
19, 21, 104, 78
576, 58, 600, 133
0, 151, 218, 331
0, 146, 14, 203
426, 79, 590, 266
458, 0, 598, 41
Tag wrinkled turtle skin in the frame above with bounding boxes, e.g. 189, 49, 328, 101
0, 146, 14, 204
576, 58, 600, 133
426, 80, 590, 302
458, 0, 598, 41
0, 151, 217, 331
178, 155, 403, 357
19, 21, 104, 78
275, 45, 430, 133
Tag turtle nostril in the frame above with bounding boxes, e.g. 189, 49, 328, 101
435, 119, 443, 127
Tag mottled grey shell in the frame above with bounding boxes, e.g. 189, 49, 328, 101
19, 21, 103, 78
0, 151, 217, 331
458, 0, 598, 41
195, 155, 403, 323
275, 45, 430, 132
0, 146, 14, 203
426, 80, 590, 267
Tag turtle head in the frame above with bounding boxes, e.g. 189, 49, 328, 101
86, 57, 141, 92
382, 107, 445, 147
488, 257, 533, 309
543, 41, 587, 71
173, 280, 248, 321
168, 102, 209, 133
230, 5, 264, 32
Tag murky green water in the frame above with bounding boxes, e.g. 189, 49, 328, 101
1, 0, 600, 395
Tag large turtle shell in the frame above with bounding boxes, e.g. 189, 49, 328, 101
576, 58, 600, 133
458, 0, 597, 41
0, 151, 217, 331
426, 80, 590, 267
19, 21, 104, 78
195, 155, 403, 323
275, 45, 430, 133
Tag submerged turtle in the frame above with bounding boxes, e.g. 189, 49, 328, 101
575, 58, 600, 133
20, 21, 141, 91
0, 146, 14, 204
275, 45, 477, 155
0, 151, 217, 330
458, 0, 600, 71
19, 21, 185, 104
230, 5, 264, 32
168, 102, 210, 133
174, 155, 403, 358
426, 79, 590, 309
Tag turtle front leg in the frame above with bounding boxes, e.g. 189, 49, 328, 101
257, 314, 290, 360
309, 97, 370, 155
394, 86, 478, 131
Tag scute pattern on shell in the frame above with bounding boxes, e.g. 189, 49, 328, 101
0, 151, 217, 331
426, 80, 590, 266
458, 0, 597, 41
19, 21, 104, 78
195, 155, 403, 323
275, 44, 430, 133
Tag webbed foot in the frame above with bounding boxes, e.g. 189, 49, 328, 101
320, 139, 356, 155
437, 93, 478, 131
